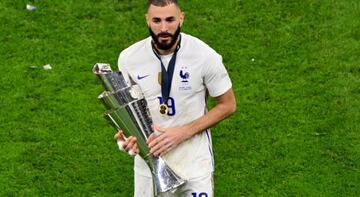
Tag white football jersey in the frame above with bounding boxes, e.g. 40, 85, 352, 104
118, 33, 232, 179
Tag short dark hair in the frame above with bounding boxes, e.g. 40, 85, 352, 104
147, 0, 179, 9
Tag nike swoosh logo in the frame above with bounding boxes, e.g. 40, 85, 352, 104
137, 75, 149, 80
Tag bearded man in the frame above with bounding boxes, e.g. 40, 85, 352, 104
114, 0, 236, 196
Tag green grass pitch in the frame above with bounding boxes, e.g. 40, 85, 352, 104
0, 0, 359, 196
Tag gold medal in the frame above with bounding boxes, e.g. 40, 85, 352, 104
159, 103, 168, 115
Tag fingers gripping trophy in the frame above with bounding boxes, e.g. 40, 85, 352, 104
93, 63, 186, 195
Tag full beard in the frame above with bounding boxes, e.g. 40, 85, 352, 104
149, 25, 181, 51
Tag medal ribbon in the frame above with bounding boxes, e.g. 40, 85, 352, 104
151, 36, 181, 105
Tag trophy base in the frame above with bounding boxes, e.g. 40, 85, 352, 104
148, 156, 186, 194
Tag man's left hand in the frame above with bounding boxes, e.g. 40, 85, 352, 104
147, 125, 191, 157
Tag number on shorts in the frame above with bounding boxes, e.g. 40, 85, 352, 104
191, 192, 208, 197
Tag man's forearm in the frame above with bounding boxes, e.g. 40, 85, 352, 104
184, 88, 236, 138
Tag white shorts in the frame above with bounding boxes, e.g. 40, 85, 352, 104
134, 172, 214, 197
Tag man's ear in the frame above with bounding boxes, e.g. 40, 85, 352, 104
179, 12, 185, 27
145, 14, 150, 26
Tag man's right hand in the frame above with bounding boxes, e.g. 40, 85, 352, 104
114, 131, 139, 156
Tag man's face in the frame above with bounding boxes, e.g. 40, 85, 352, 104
146, 3, 184, 50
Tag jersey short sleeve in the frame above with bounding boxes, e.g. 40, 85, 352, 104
117, 49, 133, 85
202, 51, 232, 97
118, 51, 128, 75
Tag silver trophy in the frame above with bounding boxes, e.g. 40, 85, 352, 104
93, 63, 186, 195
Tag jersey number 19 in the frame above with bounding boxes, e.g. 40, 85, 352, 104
157, 96, 176, 116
